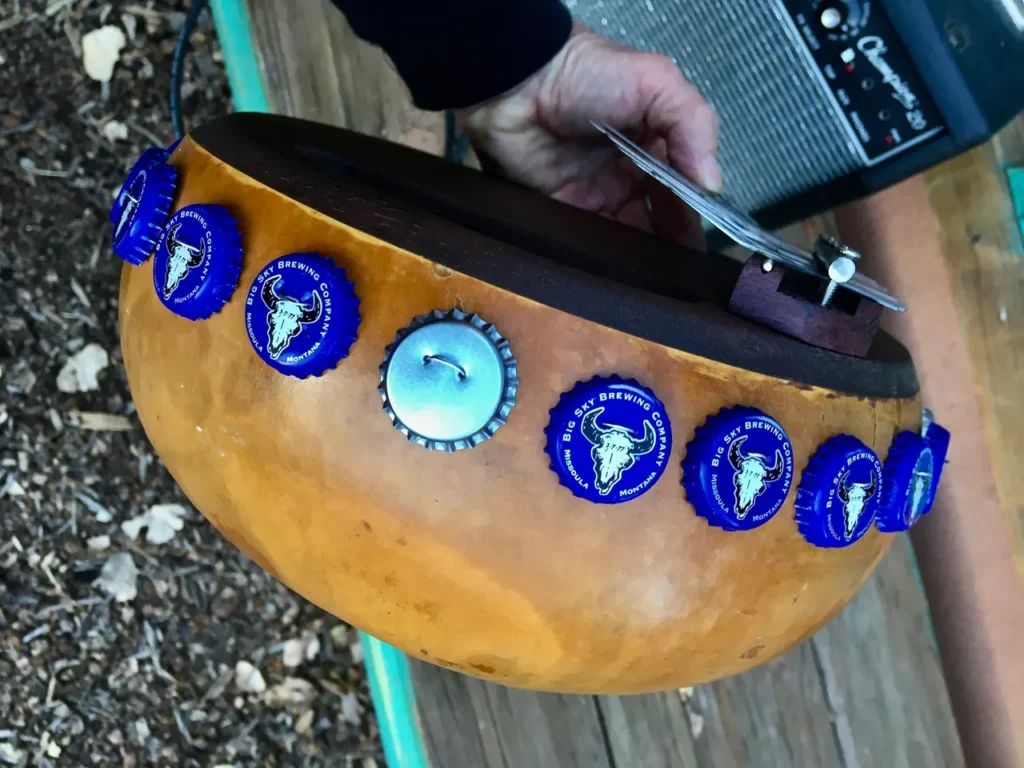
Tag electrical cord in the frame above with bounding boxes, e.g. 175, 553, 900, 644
169, 0, 468, 162
444, 109, 469, 164
170, 0, 209, 141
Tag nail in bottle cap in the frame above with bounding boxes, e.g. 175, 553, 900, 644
379, 309, 517, 451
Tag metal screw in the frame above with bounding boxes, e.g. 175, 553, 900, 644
816, 236, 861, 307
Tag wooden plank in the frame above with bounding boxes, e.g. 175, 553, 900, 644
924, 124, 1024, 576
411, 538, 961, 768
245, 0, 444, 154
238, 3, 963, 765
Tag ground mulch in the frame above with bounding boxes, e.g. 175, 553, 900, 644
1, 2, 382, 765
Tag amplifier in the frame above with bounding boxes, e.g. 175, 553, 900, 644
567, 0, 1024, 226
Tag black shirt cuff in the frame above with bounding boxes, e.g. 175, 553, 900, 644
333, 1, 573, 110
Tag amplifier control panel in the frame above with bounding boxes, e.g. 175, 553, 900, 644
781, 0, 945, 165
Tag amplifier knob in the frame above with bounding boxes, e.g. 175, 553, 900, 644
820, 7, 843, 30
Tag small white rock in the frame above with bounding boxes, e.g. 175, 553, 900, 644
46, 741, 62, 758
0, 742, 25, 765
121, 503, 187, 545
350, 641, 364, 665
688, 709, 705, 739
132, 718, 150, 746
82, 25, 127, 83
265, 677, 316, 709
101, 120, 129, 143
56, 343, 109, 393
305, 635, 321, 662
330, 624, 350, 647
87, 535, 111, 551
282, 638, 306, 669
282, 635, 321, 668
341, 692, 360, 725
234, 661, 266, 694
97, 552, 138, 602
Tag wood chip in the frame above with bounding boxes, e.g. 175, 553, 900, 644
66, 411, 133, 431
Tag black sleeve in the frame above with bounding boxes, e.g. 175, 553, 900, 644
328, 1, 573, 111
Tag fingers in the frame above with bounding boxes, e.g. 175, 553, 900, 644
633, 54, 723, 193
551, 152, 646, 213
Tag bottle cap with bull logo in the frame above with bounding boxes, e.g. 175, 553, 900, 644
876, 431, 934, 533
544, 375, 672, 504
795, 435, 883, 548
153, 204, 242, 320
921, 418, 950, 515
111, 148, 177, 266
245, 253, 360, 378
682, 406, 795, 531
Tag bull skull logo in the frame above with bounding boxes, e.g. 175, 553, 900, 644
260, 275, 323, 359
727, 436, 785, 519
837, 470, 878, 539
580, 407, 657, 496
115, 173, 144, 241
162, 223, 207, 298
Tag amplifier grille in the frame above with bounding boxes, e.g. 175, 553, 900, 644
566, 0, 865, 212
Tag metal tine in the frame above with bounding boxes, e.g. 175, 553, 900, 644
594, 122, 906, 311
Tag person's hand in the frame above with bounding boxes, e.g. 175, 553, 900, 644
455, 24, 721, 249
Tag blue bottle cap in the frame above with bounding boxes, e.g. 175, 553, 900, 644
682, 406, 795, 531
922, 421, 950, 515
111, 149, 177, 265
152, 204, 242, 320
795, 435, 883, 548
877, 431, 934, 532
245, 253, 360, 378
544, 375, 672, 504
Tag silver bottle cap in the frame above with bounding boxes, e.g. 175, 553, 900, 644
379, 309, 518, 451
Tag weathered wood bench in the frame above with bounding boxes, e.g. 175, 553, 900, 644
197, 1, 1024, 764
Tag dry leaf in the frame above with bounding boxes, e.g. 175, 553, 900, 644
294, 708, 315, 735
56, 343, 109, 393
264, 677, 316, 709
121, 503, 186, 545
97, 552, 138, 602
82, 26, 126, 83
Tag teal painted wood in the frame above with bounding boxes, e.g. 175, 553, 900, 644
207, 4, 430, 765
364, 635, 432, 768
1008, 167, 1024, 244
210, 0, 270, 113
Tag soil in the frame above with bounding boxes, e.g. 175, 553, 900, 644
0, 2, 382, 765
